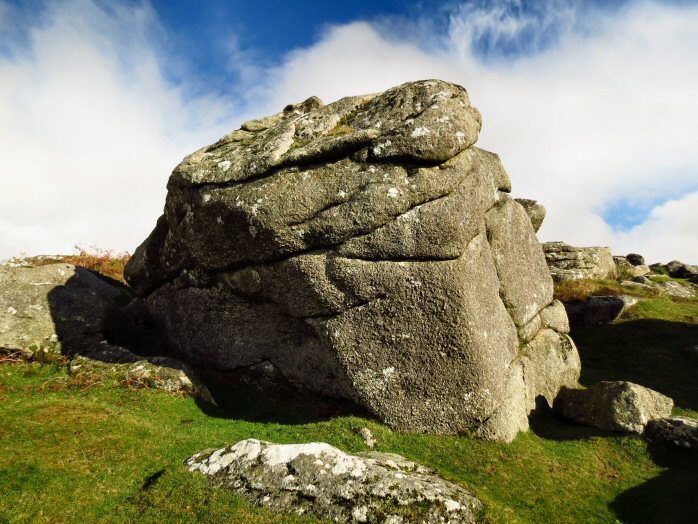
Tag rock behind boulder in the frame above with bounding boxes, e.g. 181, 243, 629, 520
126, 79, 580, 441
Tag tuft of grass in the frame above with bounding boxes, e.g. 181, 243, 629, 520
325, 124, 355, 137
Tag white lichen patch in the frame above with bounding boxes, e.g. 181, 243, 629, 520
217, 160, 232, 172
387, 187, 400, 199
186, 438, 482, 523
410, 127, 431, 138
455, 131, 466, 143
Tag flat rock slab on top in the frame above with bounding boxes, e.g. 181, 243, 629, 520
186, 439, 483, 523
542, 242, 618, 282
126, 79, 581, 442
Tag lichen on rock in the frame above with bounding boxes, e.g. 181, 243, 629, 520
186, 439, 483, 523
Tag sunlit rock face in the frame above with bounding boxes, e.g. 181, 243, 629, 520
126, 79, 580, 442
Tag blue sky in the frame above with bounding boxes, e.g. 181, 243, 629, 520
1, 0, 697, 261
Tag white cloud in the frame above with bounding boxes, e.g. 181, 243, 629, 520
612, 191, 698, 264
252, 0, 698, 263
0, 0, 235, 258
1, 0, 696, 264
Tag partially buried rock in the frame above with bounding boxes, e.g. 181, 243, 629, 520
126, 79, 580, 442
563, 296, 638, 328
553, 381, 674, 434
186, 439, 483, 523
666, 260, 698, 279
646, 417, 698, 449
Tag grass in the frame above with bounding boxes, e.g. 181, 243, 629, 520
553, 278, 660, 302
3, 362, 696, 523
1, 265, 697, 522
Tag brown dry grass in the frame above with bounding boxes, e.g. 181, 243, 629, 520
21, 246, 130, 283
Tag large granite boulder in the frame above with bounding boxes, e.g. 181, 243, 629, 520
126, 79, 580, 441
542, 242, 617, 282
187, 439, 483, 523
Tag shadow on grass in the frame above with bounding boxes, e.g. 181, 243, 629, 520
610, 441, 698, 523
569, 318, 698, 522
528, 401, 611, 441
571, 319, 698, 411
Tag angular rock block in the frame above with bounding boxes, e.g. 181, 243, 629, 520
126, 79, 581, 441
554, 381, 674, 434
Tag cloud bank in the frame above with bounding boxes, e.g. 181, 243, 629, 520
1, 0, 696, 263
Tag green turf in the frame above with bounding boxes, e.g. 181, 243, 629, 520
1, 289, 697, 523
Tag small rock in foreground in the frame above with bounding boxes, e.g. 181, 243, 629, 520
553, 381, 673, 434
186, 439, 482, 523
645, 417, 698, 449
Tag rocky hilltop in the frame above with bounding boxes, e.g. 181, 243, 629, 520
125, 79, 581, 442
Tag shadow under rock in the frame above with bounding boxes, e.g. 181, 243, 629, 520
46, 269, 168, 362
528, 396, 613, 441
610, 439, 698, 524
191, 364, 370, 425
571, 319, 698, 411
47, 270, 367, 426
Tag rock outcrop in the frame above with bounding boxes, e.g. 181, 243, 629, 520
126, 79, 581, 441
187, 439, 483, 523
542, 242, 617, 282
614, 256, 651, 279
1, 263, 129, 357
554, 381, 673, 434
0, 262, 210, 399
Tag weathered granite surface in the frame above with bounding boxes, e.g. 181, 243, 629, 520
126, 79, 580, 441
187, 439, 483, 523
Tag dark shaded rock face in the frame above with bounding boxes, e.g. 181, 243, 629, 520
126, 79, 580, 442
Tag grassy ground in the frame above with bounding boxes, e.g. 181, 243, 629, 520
1, 262, 697, 523
2, 362, 696, 524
